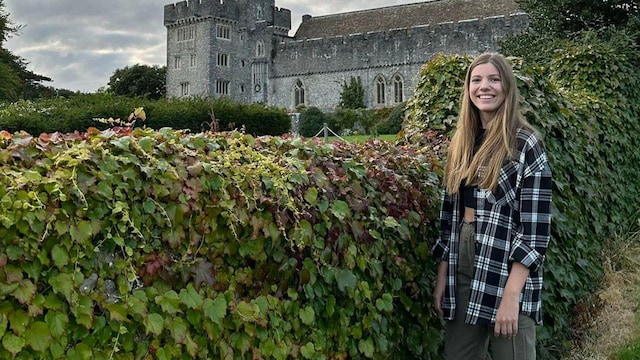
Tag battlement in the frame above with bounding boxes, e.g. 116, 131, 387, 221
279, 13, 528, 50
165, 0, 290, 30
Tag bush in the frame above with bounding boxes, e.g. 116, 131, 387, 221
0, 127, 444, 358
0, 95, 290, 136
373, 102, 406, 135
298, 106, 329, 137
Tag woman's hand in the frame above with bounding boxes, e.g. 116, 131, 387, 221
434, 261, 448, 316
494, 292, 520, 337
494, 262, 529, 337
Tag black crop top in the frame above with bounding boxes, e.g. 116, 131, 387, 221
460, 128, 486, 209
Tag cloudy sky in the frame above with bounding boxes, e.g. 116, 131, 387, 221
3, 0, 419, 92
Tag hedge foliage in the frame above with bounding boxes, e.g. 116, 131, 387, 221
0, 95, 290, 137
403, 39, 640, 358
0, 125, 445, 359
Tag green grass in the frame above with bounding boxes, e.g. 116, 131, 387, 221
316, 134, 397, 143
617, 341, 640, 359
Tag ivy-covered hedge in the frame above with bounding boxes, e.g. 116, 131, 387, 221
0, 127, 444, 359
403, 41, 640, 358
0, 95, 290, 136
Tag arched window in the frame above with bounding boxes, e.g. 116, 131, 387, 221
257, 6, 264, 20
256, 40, 265, 57
393, 74, 404, 103
375, 76, 386, 105
294, 79, 305, 107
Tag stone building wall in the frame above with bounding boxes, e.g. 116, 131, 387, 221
164, 0, 529, 112
270, 14, 529, 111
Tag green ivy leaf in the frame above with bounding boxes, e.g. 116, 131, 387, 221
144, 313, 165, 336
49, 273, 74, 302
69, 220, 93, 243
45, 312, 69, 338
299, 306, 315, 325
72, 296, 94, 329
358, 338, 375, 358
330, 200, 351, 221
375, 293, 394, 313
300, 342, 316, 359
51, 244, 70, 269
166, 317, 188, 344
304, 187, 318, 205
335, 269, 357, 292
104, 303, 130, 322
2, 333, 25, 357
155, 290, 181, 314
11, 279, 36, 305
235, 301, 259, 322
0, 314, 7, 339
24, 321, 52, 352
179, 285, 204, 310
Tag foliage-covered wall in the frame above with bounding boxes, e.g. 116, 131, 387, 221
403, 37, 640, 357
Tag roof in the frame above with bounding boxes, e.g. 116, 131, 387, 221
293, 0, 522, 40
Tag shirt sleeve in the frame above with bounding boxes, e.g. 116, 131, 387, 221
432, 189, 453, 261
510, 138, 552, 272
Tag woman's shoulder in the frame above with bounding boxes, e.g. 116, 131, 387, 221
516, 126, 545, 151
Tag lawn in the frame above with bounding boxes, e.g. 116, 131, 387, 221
315, 133, 397, 143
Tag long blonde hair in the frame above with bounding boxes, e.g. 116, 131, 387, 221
444, 53, 532, 194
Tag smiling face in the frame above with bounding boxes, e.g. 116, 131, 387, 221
469, 62, 505, 128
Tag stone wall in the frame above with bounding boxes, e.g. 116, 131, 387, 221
164, 1, 530, 112
269, 13, 529, 111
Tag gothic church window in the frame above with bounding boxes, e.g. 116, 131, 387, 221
217, 24, 231, 40
375, 76, 386, 105
256, 40, 265, 57
252, 63, 266, 86
393, 74, 404, 103
294, 80, 305, 107
257, 7, 263, 20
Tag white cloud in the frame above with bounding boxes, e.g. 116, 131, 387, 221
3, 0, 417, 92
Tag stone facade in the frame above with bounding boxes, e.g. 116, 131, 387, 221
164, 0, 529, 111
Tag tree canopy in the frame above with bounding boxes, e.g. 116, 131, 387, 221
0, 1, 51, 102
108, 64, 166, 100
516, 0, 639, 34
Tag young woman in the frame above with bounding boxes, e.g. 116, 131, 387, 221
431, 53, 552, 359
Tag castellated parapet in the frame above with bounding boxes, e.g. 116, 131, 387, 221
164, 0, 529, 112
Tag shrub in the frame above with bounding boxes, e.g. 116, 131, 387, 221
373, 102, 406, 135
298, 106, 329, 137
0, 126, 444, 358
0, 95, 290, 136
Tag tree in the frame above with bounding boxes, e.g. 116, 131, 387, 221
339, 76, 365, 109
516, 0, 639, 34
503, 0, 640, 66
108, 64, 166, 100
0, 1, 51, 102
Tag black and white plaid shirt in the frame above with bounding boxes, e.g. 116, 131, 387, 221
432, 127, 552, 325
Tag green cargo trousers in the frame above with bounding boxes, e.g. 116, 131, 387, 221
444, 222, 536, 360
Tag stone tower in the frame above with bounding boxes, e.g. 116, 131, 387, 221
164, 0, 291, 102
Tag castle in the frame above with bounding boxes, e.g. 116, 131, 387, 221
163, 0, 529, 111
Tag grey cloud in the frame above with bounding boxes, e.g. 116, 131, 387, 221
4, 0, 416, 92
